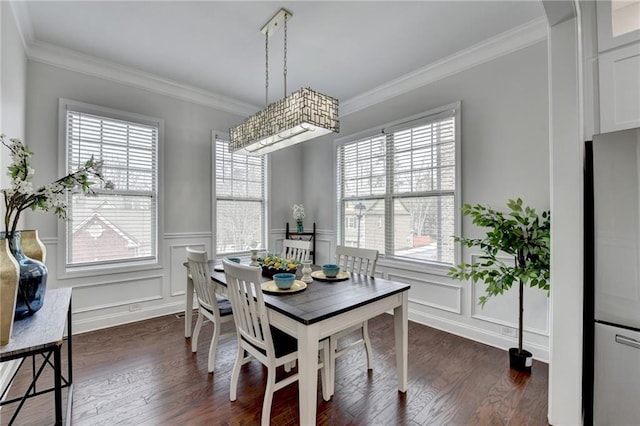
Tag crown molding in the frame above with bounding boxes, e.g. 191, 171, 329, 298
10, 0, 547, 120
9, 0, 33, 51
341, 17, 549, 117
26, 41, 259, 117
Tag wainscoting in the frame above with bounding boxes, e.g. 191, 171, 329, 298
39, 230, 549, 360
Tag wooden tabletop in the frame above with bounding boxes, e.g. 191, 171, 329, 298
209, 264, 410, 326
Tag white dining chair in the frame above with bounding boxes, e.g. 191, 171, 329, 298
329, 245, 379, 395
186, 247, 235, 373
281, 238, 312, 262
222, 258, 331, 426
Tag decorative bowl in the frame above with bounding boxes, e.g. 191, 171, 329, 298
258, 254, 300, 278
273, 273, 296, 290
227, 257, 241, 263
321, 263, 341, 278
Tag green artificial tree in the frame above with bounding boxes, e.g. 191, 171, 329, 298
449, 198, 550, 369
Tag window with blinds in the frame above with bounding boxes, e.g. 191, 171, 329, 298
214, 136, 265, 255
337, 104, 459, 266
63, 101, 160, 269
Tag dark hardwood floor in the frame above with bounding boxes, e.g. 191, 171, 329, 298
1, 313, 549, 425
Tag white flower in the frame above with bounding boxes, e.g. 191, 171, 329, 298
1, 134, 104, 235
292, 204, 305, 221
13, 179, 34, 194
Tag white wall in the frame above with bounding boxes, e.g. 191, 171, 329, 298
24, 60, 245, 332
0, 0, 28, 397
1, 1, 27, 194
301, 41, 552, 361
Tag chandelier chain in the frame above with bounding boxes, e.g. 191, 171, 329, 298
265, 32, 269, 106
283, 13, 288, 97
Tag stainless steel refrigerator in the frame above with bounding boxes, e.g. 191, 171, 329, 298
586, 128, 640, 425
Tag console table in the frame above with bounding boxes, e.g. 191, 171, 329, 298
286, 221, 316, 263
0, 288, 73, 425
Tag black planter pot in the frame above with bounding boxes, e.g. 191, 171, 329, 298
509, 347, 533, 373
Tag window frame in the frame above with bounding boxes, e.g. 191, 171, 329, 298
336, 102, 461, 273
57, 98, 164, 278
211, 131, 268, 258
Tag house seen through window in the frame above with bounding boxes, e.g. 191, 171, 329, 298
337, 103, 460, 266
62, 99, 161, 269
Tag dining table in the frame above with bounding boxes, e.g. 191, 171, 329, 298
183, 262, 410, 425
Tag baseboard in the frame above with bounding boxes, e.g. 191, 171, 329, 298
73, 301, 186, 335
408, 308, 549, 363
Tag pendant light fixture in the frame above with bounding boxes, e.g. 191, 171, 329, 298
229, 8, 339, 156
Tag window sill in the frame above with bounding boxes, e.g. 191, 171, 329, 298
58, 259, 162, 280
377, 257, 453, 277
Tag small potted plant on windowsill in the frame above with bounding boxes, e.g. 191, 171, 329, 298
448, 198, 550, 373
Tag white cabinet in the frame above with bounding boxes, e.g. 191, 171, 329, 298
597, 1, 640, 133
599, 43, 640, 132
596, 0, 640, 52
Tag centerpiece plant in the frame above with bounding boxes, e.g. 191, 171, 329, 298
448, 198, 550, 372
258, 253, 300, 278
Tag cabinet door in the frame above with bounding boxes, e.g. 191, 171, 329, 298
599, 43, 640, 132
597, 0, 640, 52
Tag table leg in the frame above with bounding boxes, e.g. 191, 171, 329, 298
54, 345, 62, 425
185, 273, 194, 338
394, 291, 408, 393
67, 295, 73, 385
297, 322, 319, 425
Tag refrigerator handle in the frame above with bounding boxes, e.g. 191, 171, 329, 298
615, 334, 640, 350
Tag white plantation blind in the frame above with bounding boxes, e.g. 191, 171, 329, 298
214, 136, 265, 255
337, 105, 459, 266
65, 104, 159, 268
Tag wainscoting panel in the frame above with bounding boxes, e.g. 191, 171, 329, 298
387, 272, 462, 314
169, 241, 207, 297
72, 275, 164, 313
471, 280, 550, 336
468, 254, 549, 336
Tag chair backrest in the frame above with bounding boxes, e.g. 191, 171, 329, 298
335, 245, 379, 277
186, 247, 220, 313
222, 259, 274, 357
281, 239, 312, 262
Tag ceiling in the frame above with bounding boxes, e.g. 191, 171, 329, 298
14, 1, 545, 112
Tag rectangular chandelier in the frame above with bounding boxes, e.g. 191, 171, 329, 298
229, 87, 339, 156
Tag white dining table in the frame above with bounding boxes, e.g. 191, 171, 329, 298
184, 263, 410, 425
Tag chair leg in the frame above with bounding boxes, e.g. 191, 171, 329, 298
321, 342, 332, 401
208, 318, 221, 373
329, 335, 338, 397
230, 345, 244, 401
261, 365, 276, 426
192, 311, 203, 353
362, 321, 373, 370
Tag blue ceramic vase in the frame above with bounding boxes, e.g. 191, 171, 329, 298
2, 231, 48, 320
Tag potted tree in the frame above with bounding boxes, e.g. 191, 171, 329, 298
448, 198, 550, 372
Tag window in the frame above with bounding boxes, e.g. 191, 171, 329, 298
61, 99, 161, 270
337, 103, 460, 266
214, 135, 266, 255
